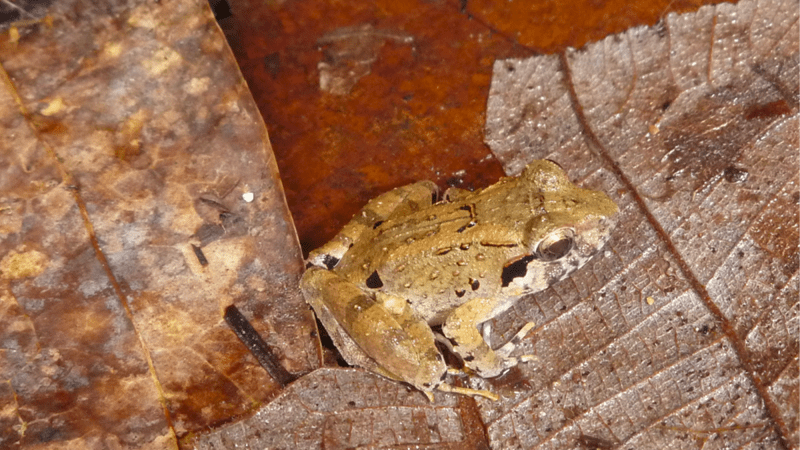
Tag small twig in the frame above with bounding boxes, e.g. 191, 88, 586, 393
224, 305, 296, 386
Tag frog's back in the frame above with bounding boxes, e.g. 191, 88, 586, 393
333, 160, 618, 324
333, 174, 541, 323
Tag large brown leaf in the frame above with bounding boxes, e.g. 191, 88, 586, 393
194, 0, 798, 448
481, 0, 798, 447
0, 0, 796, 449
0, 0, 318, 447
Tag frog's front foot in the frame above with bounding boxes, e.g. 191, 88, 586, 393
443, 299, 537, 378
494, 322, 537, 361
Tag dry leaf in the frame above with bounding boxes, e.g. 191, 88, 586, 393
194, 0, 797, 449
2, 0, 796, 449
193, 368, 491, 449
483, 0, 798, 447
0, 0, 317, 447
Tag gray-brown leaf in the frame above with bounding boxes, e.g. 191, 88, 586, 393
484, 0, 798, 448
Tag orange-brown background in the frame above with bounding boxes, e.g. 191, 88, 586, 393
220, 0, 727, 252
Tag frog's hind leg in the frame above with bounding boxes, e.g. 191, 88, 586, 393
301, 266, 447, 394
307, 181, 439, 269
302, 269, 388, 378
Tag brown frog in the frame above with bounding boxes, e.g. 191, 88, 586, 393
301, 160, 618, 400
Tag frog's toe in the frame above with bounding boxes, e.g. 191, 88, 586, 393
465, 358, 513, 379
495, 321, 536, 359
437, 383, 499, 401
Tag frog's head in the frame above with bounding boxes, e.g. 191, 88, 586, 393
511, 160, 619, 291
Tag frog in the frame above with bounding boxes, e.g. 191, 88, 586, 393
300, 159, 618, 400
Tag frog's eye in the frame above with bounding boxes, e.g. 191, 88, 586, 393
535, 228, 574, 261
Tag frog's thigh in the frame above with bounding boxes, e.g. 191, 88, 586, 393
308, 181, 438, 266
301, 268, 377, 373
442, 298, 517, 378
301, 267, 446, 390
361, 180, 439, 220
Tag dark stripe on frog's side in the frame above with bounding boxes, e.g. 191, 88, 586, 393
456, 221, 477, 233
500, 254, 536, 287
433, 240, 518, 258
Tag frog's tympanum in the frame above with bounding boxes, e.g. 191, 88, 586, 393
301, 160, 618, 400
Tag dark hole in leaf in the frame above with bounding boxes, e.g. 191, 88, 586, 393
723, 166, 749, 183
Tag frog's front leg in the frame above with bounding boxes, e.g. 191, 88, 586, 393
301, 266, 448, 393
442, 298, 535, 378
308, 181, 438, 269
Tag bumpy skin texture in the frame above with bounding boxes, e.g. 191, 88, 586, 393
301, 160, 618, 397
